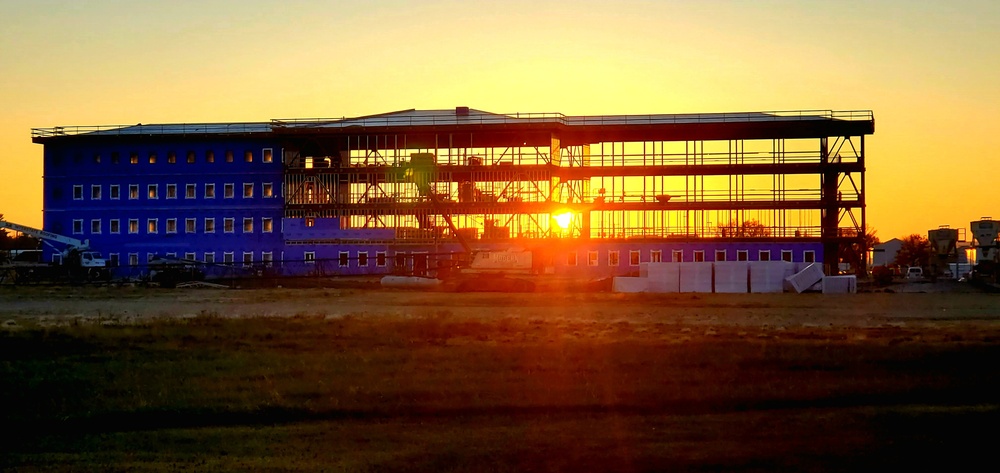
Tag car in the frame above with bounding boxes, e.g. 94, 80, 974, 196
906, 267, 924, 279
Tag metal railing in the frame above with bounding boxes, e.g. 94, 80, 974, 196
33, 110, 874, 138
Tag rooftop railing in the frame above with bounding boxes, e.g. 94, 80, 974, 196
33, 110, 873, 138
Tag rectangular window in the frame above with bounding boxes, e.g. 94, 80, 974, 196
672, 250, 683, 262
166, 252, 177, 258
110, 185, 120, 200
567, 252, 578, 266
608, 250, 620, 266
262, 217, 273, 233
694, 250, 705, 262
358, 251, 368, 267
91, 185, 101, 200
804, 250, 816, 263
715, 250, 727, 262
759, 250, 771, 261
262, 252, 273, 267
205, 183, 215, 199
185, 184, 196, 199
128, 253, 139, 266
244, 150, 253, 163
185, 218, 196, 233
650, 250, 662, 263
262, 148, 273, 163
72, 219, 83, 234
166, 218, 177, 234
204, 252, 215, 263
147, 253, 155, 263
147, 219, 158, 234
225, 150, 234, 163
737, 250, 749, 261
243, 252, 253, 267
629, 250, 640, 266
111, 152, 120, 164
148, 152, 156, 164
147, 184, 158, 199
206, 150, 215, 163
243, 183, 253, 198
52, 253, 62, 265
224, 252, 234, 264
73, 185, 83, 200
166, 184, 177, 199
91, 219, 101, 234
130, 152, 139, 164
376, 251, 387, 267
263, 183, 273, 198
224, 217, 234, 233
167, 151, 176, 164
339, 251, 349, 267
129, 184, 139, 200
224, 183, 234, 198
587, 250, 599, 266
205, 218, 216, 233
184, 252, 196, 260
109, 253, 119, 268
781, 250, 793, 262
394, 253, 406, 269
129, 219, 138, 234
187, 151, 196, 164
305, 251, 316, 264
243, 217, 253, 233
305, 217, 315, 227
110, 219, 120, 234
93, 153, 101, 164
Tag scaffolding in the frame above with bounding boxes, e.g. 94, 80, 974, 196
278, 109, 873, 269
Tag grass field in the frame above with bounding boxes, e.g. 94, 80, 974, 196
1, 288, 999, 471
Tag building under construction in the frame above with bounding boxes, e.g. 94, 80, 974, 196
33, 107, 874, 279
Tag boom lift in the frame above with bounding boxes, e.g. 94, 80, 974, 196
0, 220, 110, 283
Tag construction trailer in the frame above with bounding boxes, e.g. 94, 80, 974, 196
31, 108, 874, 284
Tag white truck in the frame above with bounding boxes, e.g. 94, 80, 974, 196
0, 220, 110, 283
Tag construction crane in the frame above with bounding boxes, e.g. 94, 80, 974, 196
0, 220, 110, 282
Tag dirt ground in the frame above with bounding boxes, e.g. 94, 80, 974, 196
2, 282, 998, 329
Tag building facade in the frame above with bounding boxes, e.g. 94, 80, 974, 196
33, 108, 873, 279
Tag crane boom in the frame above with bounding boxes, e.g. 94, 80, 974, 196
0, 220, 89, 249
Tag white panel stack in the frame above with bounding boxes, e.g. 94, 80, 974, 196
786, 263, 825, 293
613, 277, 649, 293
821, 275, 857, 294
750, 261, 793, 293
646, 262, 680, 293
639, 262, 649, 278
714, 261, 749, 293
679, 262, 713, 293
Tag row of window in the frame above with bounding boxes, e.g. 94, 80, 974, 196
72, 217, 274, 235
96, 251, 389, 268
72, 182, 277, 200
80, 148, 274, 165
100, 251, 276, 267
566, 249, 815, 266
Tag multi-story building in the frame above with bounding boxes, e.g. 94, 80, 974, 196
32, 108, 874, 279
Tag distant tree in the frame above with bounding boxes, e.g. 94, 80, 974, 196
716, 219, 771, 238
894, 234, 931, 269
839, 224, 881, 277
0, 214, 40, 251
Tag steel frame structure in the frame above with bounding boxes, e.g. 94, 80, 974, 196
276, 109, 873, 273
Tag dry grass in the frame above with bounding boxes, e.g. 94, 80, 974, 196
1, 290, 999, 471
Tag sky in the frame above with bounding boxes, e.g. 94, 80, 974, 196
1, 0, 998, 241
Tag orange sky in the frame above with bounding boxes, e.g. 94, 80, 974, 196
1, 0, 998, 240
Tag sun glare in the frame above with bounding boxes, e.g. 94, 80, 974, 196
553, 212, 573, 230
